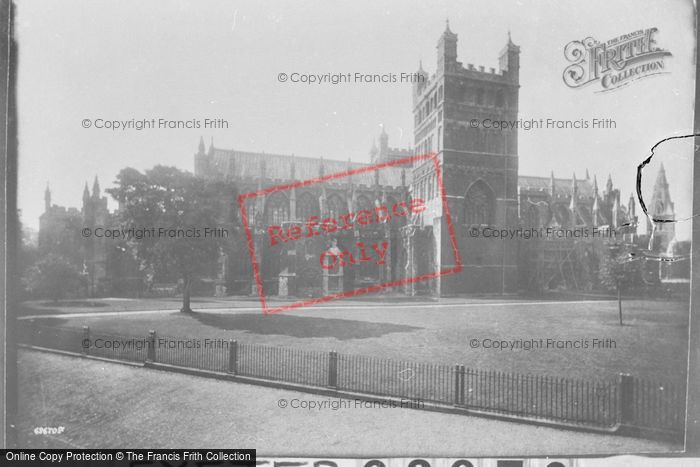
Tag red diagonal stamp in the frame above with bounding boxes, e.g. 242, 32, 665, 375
238, 152, 461, 314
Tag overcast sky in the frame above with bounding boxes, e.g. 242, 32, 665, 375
15, 0, 696, 240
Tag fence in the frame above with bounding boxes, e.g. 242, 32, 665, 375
18, 322, 685, 438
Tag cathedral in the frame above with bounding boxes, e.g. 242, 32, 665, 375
191, 23, 668, 297
38, 24, 683, 299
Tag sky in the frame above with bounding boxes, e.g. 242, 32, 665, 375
15, 0, 696, 240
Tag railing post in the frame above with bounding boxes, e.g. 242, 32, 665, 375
82, 325, 89, 356
618, 373, 634, 426
328, 351, 338, 389
454, 364, 464, 406
228, 340, 238, 375
146, 330, 156, 363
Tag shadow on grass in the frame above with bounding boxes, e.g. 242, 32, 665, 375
190, 312, 422, 340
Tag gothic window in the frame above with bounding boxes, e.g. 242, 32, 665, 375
463, 181, 494, 225
245, 199, 258, 224
496, 89, 505, 107
438, 85, 443, 101
356, 194, 373, 212
526, 204, 540, 228
476, 88, 484, 105
265, 192, 289, 225
296, 191, 319, 220
327, 193, 347, 219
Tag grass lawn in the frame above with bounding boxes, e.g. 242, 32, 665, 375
20, 297, 690, 387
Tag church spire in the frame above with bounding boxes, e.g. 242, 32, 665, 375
379, 125, 389, 155
650, 162, 674, 217
369, 138, 378, 162
592, 176, 600, 227
605, 173, 613, 194
208, 137, 215, 156
628, 192, 636, 219
92, 176, 101, 199
568, 173, 578, 223
612, 191, 620, 228
44, 182, 51, 212
445, 18, 453, 34
549, 170, 556, 197
82, 181, 90, 211
198, 136, 205, 155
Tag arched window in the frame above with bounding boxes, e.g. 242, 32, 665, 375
526, 204, 540, 228
245, 199, 258, 224
355, 194, 373, 229
265, 192, 289, 225
496, 89, 505, 107
327, 193, 347, 219
475, 88, 484, 105
356, 194, 373, 212
296, 191, 319, 220
463, 181, 494, 225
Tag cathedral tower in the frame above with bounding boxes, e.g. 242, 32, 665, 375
411, 23, 521, 294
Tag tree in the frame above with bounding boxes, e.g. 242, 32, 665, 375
107, 166, 238, 312
23, 254, 84, 302
599, 241, 644, 325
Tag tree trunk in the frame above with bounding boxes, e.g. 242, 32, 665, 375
181, 276, 193, 313
617, 281, 623, 326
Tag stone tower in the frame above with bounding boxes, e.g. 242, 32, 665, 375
410, 22, 521, 294
647, 163, 675, 252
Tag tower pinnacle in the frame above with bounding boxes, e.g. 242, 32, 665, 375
92, 176, 101, 199
44, 182, 51, 212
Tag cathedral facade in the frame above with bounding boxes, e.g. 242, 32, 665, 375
192, 24, 657, 297
38, 24, 682, 299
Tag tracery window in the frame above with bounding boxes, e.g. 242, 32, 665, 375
265, 192, 289, 225
463, 182, 494, 225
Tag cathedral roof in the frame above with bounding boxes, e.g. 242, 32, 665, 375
209, 149, 409, 188
518, 175, 596, 199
